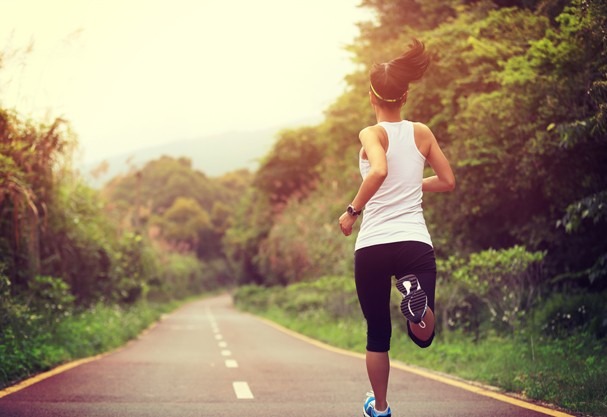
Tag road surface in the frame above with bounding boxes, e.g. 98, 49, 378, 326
0, 294, 572, 417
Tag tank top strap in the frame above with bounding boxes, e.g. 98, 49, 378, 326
378, 120, 424, 161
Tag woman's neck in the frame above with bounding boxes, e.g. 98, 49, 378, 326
374, 105, 403, 123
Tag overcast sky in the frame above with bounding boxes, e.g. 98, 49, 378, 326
0, 0, 373, 164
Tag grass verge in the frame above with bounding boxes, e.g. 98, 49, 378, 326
0, 299, 184, 390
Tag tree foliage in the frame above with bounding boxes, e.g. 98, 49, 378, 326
0, 110, 72, 286
0, 110, 158, 304
103, 156, 251, 261
0, 111, 244, 306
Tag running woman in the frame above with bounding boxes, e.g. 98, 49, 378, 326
338, 39, 455, 417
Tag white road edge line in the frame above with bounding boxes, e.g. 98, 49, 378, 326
233, 381, 254, 399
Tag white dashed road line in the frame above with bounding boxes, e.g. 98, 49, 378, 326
225, 359, 238, 368
208, 308, 253, 399
232, 381, 254, 399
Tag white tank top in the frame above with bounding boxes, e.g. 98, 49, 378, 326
355, 120, 433, 251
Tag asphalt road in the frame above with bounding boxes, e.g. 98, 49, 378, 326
0, 294, 571, 417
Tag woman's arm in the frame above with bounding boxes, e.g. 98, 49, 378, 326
414, 123, 455, 193
339, 126, 388, 236
351, 126, 388, 209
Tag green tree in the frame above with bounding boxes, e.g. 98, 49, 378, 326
254, 127, 323, 207
104, 156, 252, 281
224, 126, 324, 284
0, 110, 71, 287
157, 197, 212, 252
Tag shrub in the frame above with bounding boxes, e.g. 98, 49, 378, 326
233, 284, 271, 311
531, 290, 607, 339
233, 275, 360, 320
436, 246, 545, 337
26, 276, 75, 324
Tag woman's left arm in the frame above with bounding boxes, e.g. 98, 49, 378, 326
339, 126, 388, 236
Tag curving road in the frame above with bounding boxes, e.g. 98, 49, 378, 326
0, 294, 573, 417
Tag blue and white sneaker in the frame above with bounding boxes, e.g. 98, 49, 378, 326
395, 274, 428, 324
363, 392, 391, 417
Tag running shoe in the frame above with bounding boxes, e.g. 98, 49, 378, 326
395, 274, 428, 324
363, 392, 391, 417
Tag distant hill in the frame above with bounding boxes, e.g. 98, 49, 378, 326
80, 119, 319, 188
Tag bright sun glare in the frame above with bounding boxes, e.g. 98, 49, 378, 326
0, 0, 372, 164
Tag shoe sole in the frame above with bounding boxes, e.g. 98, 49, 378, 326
396, 274, 427, 324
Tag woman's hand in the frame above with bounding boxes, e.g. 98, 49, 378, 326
339, 211, 357, 236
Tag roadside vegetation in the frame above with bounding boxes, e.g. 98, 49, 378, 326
0, 273, 182, 388
1, 0, 605, 415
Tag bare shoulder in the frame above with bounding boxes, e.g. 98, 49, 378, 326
412, 122, 436, 157
412, 122, 434, 139
359, 124, 385, 139
360, 124, 389, 152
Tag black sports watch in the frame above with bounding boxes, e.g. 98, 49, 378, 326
347, 204, 362, 217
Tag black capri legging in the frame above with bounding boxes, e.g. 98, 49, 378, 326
354, 241, 436, 352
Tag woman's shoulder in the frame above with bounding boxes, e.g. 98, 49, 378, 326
411, 122, 435, 156
359, 124, 388, 140
412, 122, 434, 140
360, 123, 384, 133
359, 124, 390, 152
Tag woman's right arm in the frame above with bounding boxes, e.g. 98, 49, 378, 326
414, 123, 455, 193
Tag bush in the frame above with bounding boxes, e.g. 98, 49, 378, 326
26, 276, 75, 324
110, 232, 157, 303
254, 185, 356, 286
530, 290, 607, 339
0, 297, 176, 389
234, 275, 360, 320
233, 284, 271, 311
436, 246, 545, 337
233, 276, 366, 350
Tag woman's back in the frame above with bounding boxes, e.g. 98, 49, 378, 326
355, 120, 432, 251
